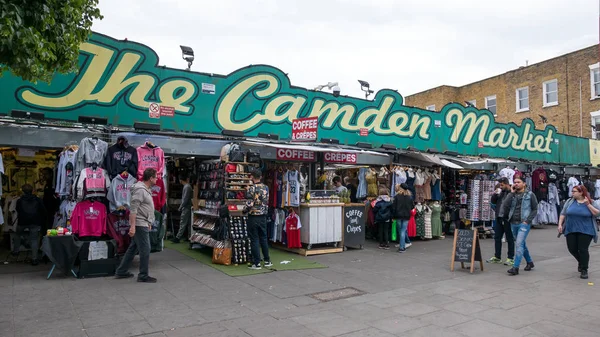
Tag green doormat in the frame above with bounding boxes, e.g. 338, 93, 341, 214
164, 241, 327, 277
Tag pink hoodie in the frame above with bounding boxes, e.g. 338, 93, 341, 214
136, 145, 164, 181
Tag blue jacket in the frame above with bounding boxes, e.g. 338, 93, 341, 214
500, 191, 538, 224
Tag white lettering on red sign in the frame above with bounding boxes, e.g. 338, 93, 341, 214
276, 148, 316, 162
291, 117, 318, 142
324, 152, 357, 164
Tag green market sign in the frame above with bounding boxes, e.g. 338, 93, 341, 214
0, 32, 590, 164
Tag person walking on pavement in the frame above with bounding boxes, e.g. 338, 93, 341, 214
487, 177, 515, 266
392, 183, 413, 253
246, 170, 271, 270
500, 176, 538, 276
558, 185, 600, 279
115, 168, 158, 283
13, 184, 46, 266
171, 172, 192, 244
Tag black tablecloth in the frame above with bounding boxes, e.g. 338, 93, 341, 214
41, 236, 83, 276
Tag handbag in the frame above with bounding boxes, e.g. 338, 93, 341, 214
212, 247, 232, 266
229, 149, 245, 163
246, 150, 261, 163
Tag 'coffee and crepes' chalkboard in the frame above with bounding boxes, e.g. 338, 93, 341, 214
450, 229, 483, 273
343, 205, 366, 248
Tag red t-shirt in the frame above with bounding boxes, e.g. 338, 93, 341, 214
151, 178, 166, 211
285, 213, 302, 248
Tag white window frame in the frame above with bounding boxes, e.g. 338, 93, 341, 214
591, 110, 600, 139
589, 63, 600, 100
467, 99, 476, 107
485, 95, 497, 116
426, 105, 435, 111
542, 79, 558, 107
516, 86, 529, 113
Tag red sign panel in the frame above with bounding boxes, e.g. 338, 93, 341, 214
359, 128, 368, 136
324, 152, 357, 164
160, 105, 175, 117
276, 148, 316, 162
478, 141, 484, 148
292, 117, 318, 142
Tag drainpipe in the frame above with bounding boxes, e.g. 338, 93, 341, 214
580, 78, 583, 137
566, 57, 570, 134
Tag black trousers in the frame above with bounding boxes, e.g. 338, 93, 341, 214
566, 233, 593, 271
247, 215, 270, 266
377, 221, 391, 245
494, 218, 515, 259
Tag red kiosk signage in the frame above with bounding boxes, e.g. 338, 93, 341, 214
291, 117, 318, 142
324, 152, 358, 164
276, 148, 316, 161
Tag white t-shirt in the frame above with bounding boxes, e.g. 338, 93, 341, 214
568, 177, 580, 198
335, 185, 348, 194
499, 167, 516, 185
595, 179, 600, 199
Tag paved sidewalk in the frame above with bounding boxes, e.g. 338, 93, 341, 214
1, 226, 600, 337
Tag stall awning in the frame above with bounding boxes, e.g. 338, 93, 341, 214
242, 140, 387, 156
398, 152, 463, 169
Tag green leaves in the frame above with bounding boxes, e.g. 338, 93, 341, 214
0, 0, 103, 83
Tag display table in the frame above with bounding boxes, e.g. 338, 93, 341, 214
343, 203, 366, 250
41, 236, 83, 279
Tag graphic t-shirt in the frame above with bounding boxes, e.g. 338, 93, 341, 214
285, 213, 302, 248
71, 200, 107, 237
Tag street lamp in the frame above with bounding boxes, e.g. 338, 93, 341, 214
358, 80, 374, 99
180, 45, 194, 71
314, 82, 341, 97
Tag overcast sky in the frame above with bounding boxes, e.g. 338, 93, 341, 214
93, 0, 598, 98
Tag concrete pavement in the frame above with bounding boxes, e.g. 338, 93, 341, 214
1, 226, 600, 337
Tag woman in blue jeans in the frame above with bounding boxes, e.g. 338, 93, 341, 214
392, 183, 414, 253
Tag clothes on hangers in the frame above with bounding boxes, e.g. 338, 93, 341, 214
284, 211, 302, 248
70, 200, 107, 237
75, 137, 108, 175
74, 167, 110, 201
568, 177, 580, 197
357, 167, 368, 199
283, 170, 300, 207
531, 167, 549, 201
499, 166, 516, 184
56, 149, 78, 196
105, 137, 138, 179
151, 178, 167, 211
107, 173, 137, 212
136, 143, 165, 181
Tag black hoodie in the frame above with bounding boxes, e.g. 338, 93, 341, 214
104, 140, 138, 179
392, 194, 414, 220
16, 193, 46, 228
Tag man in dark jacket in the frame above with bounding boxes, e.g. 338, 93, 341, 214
13, 184, 46, 265
392, 183, 413, 253
487, 177, 514, 265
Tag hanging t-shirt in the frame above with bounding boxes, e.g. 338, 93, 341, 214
499, 167, 516, 185
595, 179, 600, 199
55, 199, 77, 230
56, 150, 78, 196
151, 178, 166, 211
568, 177, 580, 198
460, 193, 468, 204
286, 170, 300, 207
285, 213, 302, 248
547, 169, 559, 183
136, 144, 165, 181
71, 200, 107, 237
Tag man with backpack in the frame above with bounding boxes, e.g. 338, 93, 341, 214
13, 184, 46, 265
373, 186, 393, 249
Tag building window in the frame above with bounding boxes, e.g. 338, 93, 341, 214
543, 79, 558, 107
426, 105, 435, 111
592, 111, 600, 139
516, 87, 529, 112
590, 63, 600, 99
466, 99, 476, 107
485, 95, 497, 116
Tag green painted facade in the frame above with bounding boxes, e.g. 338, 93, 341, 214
0, 32, 590, 164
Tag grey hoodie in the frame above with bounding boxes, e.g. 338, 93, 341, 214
75, 137, 108, 176
107, 174, 137, 212
130, 181, 155, 227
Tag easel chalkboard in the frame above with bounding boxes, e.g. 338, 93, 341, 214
450, 228, 483, 273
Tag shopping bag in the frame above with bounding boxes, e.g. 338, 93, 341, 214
212, 247, 232, 265
391, 220, 397, 241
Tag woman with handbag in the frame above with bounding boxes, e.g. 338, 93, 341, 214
557, 185, 600, 279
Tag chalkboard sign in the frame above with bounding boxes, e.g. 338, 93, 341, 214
343, 205, 366, 249
450, 229, 483, 273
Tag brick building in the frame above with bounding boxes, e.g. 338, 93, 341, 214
405, 45, 600, 139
